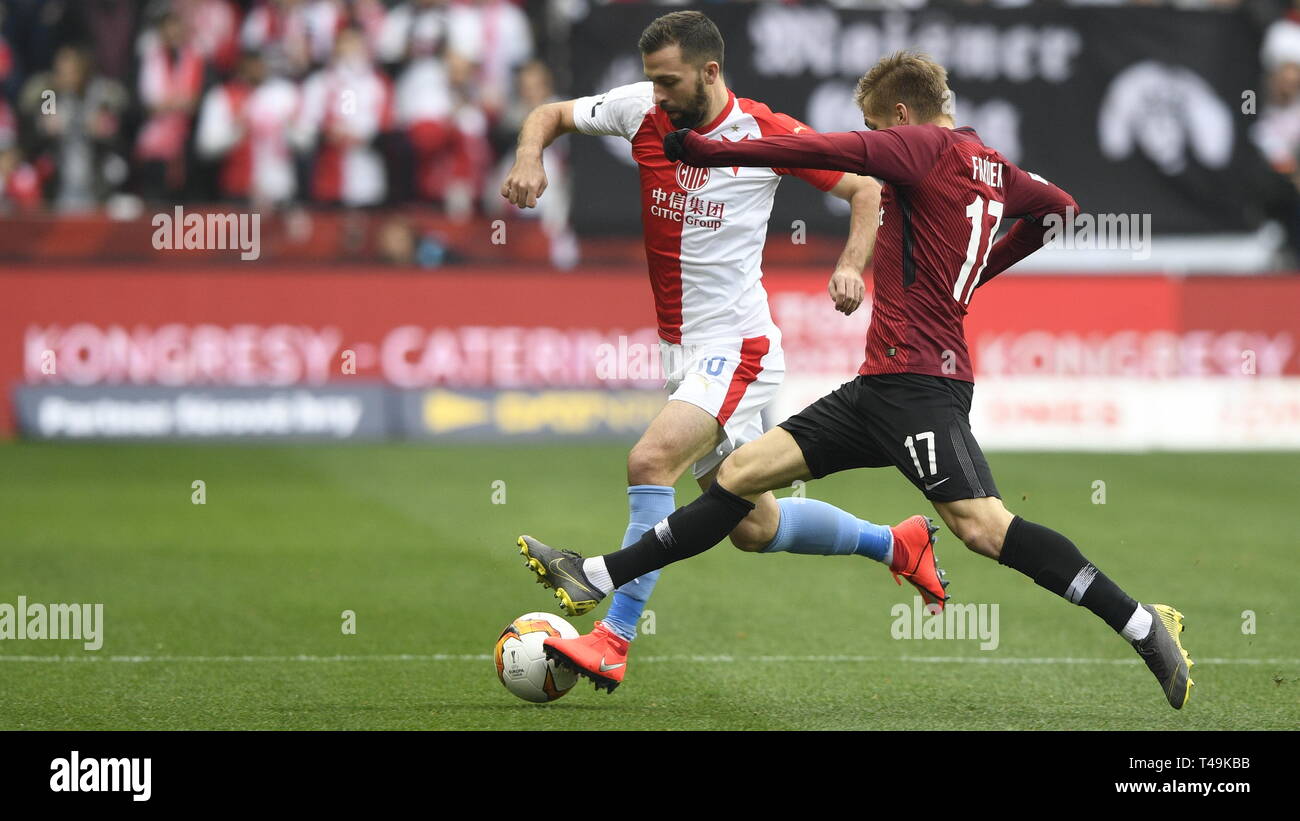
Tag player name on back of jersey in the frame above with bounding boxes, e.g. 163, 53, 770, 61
971, 156, 1004, 188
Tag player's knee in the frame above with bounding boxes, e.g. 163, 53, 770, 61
951, 513, 1010, 559
714, 450, 739, 485
626, 442, 674, 485
944, 517, 974, 552
965, 529, 1002, 559
727, 518, 770, 553
715, 447, 756, 496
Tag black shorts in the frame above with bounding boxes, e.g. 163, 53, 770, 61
777, 373, 999, 503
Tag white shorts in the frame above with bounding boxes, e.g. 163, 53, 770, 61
659, 327, 786, 480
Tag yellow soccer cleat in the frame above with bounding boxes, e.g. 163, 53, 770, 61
517, 535, 605, 616
1131, 603, 1195, 709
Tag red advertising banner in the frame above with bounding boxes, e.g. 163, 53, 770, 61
4, 267, 1299, 438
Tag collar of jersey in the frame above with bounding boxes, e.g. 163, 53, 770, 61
693, 90, 737, 135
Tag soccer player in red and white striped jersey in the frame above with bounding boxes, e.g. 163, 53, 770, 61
504, 14, 945, 692
518, 51, 1194, 710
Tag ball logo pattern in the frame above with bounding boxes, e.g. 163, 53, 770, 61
494, 612, 580, 703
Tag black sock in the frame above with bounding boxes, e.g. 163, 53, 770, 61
998, 516, 1138, 634
602, 480, 755, 588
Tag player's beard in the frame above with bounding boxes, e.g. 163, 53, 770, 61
664, 76, 710, 129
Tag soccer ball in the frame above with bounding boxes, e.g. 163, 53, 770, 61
494, 612, 580, 703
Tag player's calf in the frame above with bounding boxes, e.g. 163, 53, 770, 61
981, 514, 1192, 707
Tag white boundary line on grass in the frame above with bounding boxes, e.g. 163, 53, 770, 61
0, 654, 1294, 665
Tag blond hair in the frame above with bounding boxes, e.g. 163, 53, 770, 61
854, 51, 951, 124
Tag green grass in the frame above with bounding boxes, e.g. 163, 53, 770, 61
0, 441, 1296, 729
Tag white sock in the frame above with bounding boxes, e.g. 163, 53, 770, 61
1121, 604, 1153, 641
582, 557, 614, 594
882, 531, 895, 568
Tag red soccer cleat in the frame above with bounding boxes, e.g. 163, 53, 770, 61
890, 515, 949, 611
542, 620, 630, 693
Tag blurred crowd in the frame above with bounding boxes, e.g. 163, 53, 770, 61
0, 0, 1297, 233
0, 0, 553, 218
592, 0, 1250, 7
1254, 0, 1300, 256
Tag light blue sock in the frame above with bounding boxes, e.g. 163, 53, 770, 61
761, 497, 894, 564
602, 484, 676, 642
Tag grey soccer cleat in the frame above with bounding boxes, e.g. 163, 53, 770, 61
1131, 603, 1195, 709
517, 535, 606, 616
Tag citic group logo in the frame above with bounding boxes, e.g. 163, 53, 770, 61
675, 163, 710, 192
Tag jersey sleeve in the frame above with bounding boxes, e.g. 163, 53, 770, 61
755, 110, 844, 191
677, 124, 947, 187
979, 163, 1079, 287
571, 82, 654, 142
1001, 163, 1078, 221
854, 126, 950, 187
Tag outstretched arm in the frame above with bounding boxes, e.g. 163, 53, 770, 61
666, 125, 941, 188
666, 127, 868, 175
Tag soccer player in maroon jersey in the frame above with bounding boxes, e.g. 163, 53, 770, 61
517, 52, 1195, 710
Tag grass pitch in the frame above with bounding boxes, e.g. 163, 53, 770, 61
1, 441, 1296, 730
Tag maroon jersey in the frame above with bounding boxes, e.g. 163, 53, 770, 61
672, 124, 1077, 382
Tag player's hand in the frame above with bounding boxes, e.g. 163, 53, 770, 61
501, 156, 547, 208
663, 128, 693, 163
828, 267, 865, 315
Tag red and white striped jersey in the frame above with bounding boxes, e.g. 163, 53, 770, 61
573, 82, 843, 345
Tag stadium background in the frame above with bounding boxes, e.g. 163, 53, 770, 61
3, 0, 1298, 449
1, 0, 1298, 732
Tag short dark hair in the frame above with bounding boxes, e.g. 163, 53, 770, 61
638, 11, 724, 70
